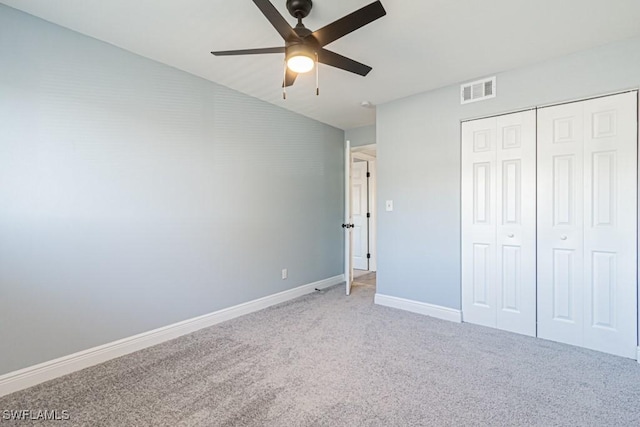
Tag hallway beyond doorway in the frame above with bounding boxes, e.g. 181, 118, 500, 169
352, 269, 376, 291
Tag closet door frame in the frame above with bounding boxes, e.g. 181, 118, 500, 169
460, 90, 638, 359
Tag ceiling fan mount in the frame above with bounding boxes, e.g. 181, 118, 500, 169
286, 0, 313, 20
211, 0, 386, 93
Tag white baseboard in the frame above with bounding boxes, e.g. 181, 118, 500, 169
637, 347, 640, 363
0, 274, 344, 398
374, 293, 462, 323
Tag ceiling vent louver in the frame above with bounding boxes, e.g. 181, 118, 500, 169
461, 76, 496, 104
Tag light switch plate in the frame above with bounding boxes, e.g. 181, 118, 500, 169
385, 200, 393, 211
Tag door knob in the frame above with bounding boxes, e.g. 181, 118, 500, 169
507, 233, 514, 238
560, 235, 568, 240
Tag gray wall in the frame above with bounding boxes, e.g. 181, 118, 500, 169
0, 5, 344, 375
346, 125, 376, 147
377, 35, 640, 309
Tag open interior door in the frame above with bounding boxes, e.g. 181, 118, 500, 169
344, 140, 353, 295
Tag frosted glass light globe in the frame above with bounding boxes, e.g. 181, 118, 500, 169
287, 55, 314, 73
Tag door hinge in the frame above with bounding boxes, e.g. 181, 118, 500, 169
366, 212, 371, 218
367, 253, 371, 259
366, 172, 371, 178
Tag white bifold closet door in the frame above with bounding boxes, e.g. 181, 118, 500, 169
462, 110, 537, 337
537, 92, 638, 358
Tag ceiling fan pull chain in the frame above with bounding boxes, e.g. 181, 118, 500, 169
315, 52, 319, 96
283, 60, 287, 99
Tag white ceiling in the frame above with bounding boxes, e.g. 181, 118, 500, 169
4, 0, 640, 130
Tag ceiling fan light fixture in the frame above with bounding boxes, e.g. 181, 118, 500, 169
287, 55, 314, 73
286, 44, 315, 73
212, 0, 387, 89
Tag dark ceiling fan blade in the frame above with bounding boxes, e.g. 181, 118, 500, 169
311, 1, 386, 47
211, 47, 285, 56
253, 0, 301, 42
283, 68, 298, 87
317, 49, 372, 76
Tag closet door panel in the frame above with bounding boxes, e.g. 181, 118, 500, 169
537, 102, 585, 347
462, 118, 498, 328
496, 111, 536, 336
463, 111, 536, 335
538, 91, 637, 358
582, 92, 637, 358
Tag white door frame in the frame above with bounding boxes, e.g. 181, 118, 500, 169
351, 145, 377, 272
637, 90, 640, 359
368, 159, 378, 272
345, 140, 353, 295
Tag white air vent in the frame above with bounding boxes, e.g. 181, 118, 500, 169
461, 76, 496, 104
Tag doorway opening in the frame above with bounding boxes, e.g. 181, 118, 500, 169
348, 143, 377, 294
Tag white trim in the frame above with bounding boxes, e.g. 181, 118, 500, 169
461, 88, 639, 123
0, 274, 344, 397
345, 140, 352, 295
351, 143, 377, 153
637, 347, 640, 363
374, 293, 462, 323
351, 151, 376, 162
536, 88, 638, 110
368, 159, 377, 272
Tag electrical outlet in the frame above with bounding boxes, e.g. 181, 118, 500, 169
385, 200, 393, 211
281, 268, 288, 280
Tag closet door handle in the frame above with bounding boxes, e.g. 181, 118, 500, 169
507, 233, 514, 238
560, 235, 568, 240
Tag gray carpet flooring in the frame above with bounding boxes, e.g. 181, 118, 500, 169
2, 275, 640, 426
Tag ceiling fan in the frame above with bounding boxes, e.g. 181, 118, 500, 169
211, 0, 386, 96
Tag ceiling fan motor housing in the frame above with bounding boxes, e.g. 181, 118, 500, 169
286, 0, 313, 19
